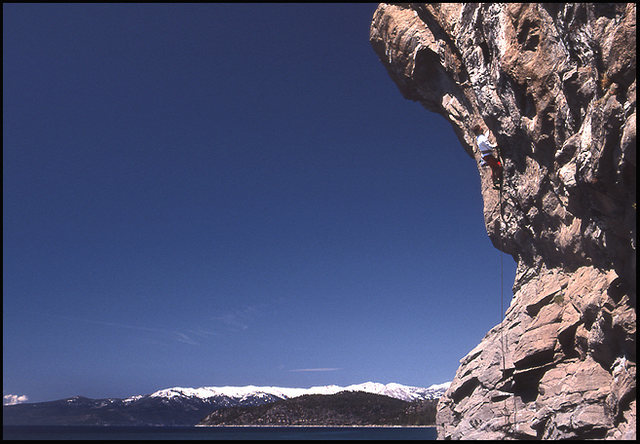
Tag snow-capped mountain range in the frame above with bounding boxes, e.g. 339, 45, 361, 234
142, 381, 451, 403
4, 381, 451, 426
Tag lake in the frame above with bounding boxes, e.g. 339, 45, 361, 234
3, 425, 438, 440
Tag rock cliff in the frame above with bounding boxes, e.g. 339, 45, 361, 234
370, 3, 635, 440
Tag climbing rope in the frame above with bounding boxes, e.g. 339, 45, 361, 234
497, 160, 510, 432
499, 167, 506, 369
496, 148, 517, 436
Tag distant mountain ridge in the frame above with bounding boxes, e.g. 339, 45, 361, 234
199, 391, 440, 426
3, 381, 450, 426
144, 381, 451, 403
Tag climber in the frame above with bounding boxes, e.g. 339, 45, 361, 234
473, 124, 503, 189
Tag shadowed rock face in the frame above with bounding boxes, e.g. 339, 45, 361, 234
370, 3, 635, 440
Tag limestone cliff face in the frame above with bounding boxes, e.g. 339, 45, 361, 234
370, 3, 635, 440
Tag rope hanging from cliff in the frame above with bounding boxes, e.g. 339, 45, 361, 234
499, 160, 506, 369
497, 153, 509, 429
496, 147, 517, 436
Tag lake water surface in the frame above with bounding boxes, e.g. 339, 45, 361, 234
3, 425, 437, 440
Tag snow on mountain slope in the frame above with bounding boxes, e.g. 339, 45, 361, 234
143, 381, 450, 403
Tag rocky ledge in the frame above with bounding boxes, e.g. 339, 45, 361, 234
370, 3, 635, 440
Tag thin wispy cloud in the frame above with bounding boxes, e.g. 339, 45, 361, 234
289, 368, 342, 373
174, 331, 199, 345
211, 313, 249, 331
210, 303, 272, 332
186, 328, 218, 338
38, 313, 202, 346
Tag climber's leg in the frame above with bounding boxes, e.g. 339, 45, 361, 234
484, 155, 503, 188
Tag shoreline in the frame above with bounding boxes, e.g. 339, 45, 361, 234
195, 424, 436, 428
5, 424, 437, 429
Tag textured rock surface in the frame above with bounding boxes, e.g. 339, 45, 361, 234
370, 3, 635, 440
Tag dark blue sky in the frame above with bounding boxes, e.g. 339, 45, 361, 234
3, 3, 516, 403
